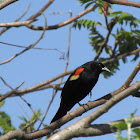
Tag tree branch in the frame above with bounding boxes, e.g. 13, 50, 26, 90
103, 48, 140, 65
27, 0, 54, 21
37, 10, 73, 130
121, 61, 140, 89
0, 0, 53, 35
103, 0, 140, 8
0, 0, 18, 10
0, 13, 46, 65
47, 82, 140, 140
0, 48, 139, 100
74, 115, 140, 137
1, 66, 139, 139
23, 62, 140, 139
0, 2, 30, 35
26, 5, 96, 30
93, 17, 117, 60
0, 70, 74, 102
0, 20, 34, 27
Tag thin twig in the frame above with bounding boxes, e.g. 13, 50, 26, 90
26, 5, 97, 31
27, 0, 54, 21
93, 30, 111, 61
0, 70, 74, 102
93, 17, 117, 61
37, 90, 58, 130
0, 20, 34, 27
37, 10, 72, 130
98, 2, 108, 28
0, 13, 47, 65
0, 76, 13, 90
22, 119, 36, 131
18, 94, 46, 127
15, 81, 25, 90
36, 83, 63, 91
16, 100, 30, 120
112, 39, 118, 57
0, 0, 18, 10
121, 61, 140, 89
0, 41, 65, 58
0, 48, 139, 100
103, 48, 140, 65
15, 81, 140, 140
16, 3, 31, 21
0, 2, 31, 35
104, 0, 140, 8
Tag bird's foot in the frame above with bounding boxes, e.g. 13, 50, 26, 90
78, 102, 83, 106
78, 102, 89, 111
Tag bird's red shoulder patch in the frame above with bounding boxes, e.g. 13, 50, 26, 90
70, 68, 84, 81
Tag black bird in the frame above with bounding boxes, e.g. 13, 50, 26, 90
51, 61, 110, 123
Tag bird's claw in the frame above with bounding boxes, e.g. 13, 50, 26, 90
78, 102, 89, 111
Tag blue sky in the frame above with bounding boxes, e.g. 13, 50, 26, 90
0, 0, 140, 139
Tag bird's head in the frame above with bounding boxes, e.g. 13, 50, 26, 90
90, 61, 110, 74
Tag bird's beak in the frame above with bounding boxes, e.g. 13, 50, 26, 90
102, 66, 110, 72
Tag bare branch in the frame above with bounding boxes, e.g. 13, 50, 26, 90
1, 61, 139, 139
93, 30, 111, 61
0, 129, 23, 140
27, 0, 54, 21
3, 115, 140, 140
122, 61, 140, 89
0, 48, 139, 100
73, 115, 140, 137
93, 18, 117, 60
0, 13, 46, 65
37, 90, 58, 130
0, 20, 34, 27
22, 119, 36, 131
26, 5, 97, 30
0, 0, 18, 10
0, 76, 13, 90
0, 2, 30, 35
0, 70, 74, 102
103, 48, 140, 65
13, 61, 139, 139
103, 0, 140, 8
48, 82, 140, 140
18, 82, 140, 140
18, 95, 46, 128
0, 41, 65, 58
37, 10, 73, 130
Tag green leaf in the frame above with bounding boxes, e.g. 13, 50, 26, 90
118, 12, 132, 21
85, 2, 94, 9
133, 30, 140, 36
0, 112, 15, 134
31, 109, 42, 121
108, 11, 122, 17
111, 122, 127, 130
0, 0, 5, 4
19, 116, 28, 123
133, 128, 140, 137
117, 12, 140, 27
105, 46, 112, 56
0, 100, 5, 108
73, 19, 99, 30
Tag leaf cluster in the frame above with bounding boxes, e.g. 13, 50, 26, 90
0, 100, 15, 135
19, 109, 42, 133
111, 112, 140, 140
73, 0, 140, 78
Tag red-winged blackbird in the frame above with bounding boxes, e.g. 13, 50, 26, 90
51, 61, 110, 123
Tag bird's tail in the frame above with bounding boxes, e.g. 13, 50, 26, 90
50, 106, 67, 123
